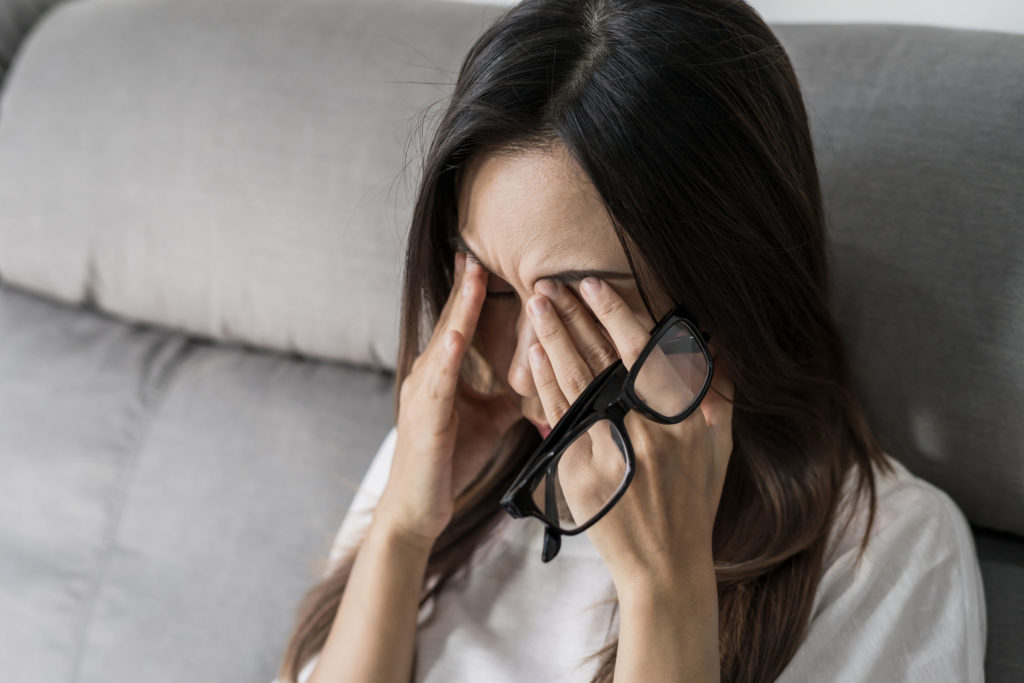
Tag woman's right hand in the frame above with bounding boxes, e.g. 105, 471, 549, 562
374, 251, 520, 551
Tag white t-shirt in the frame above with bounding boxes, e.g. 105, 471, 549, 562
283, 427, 987, 683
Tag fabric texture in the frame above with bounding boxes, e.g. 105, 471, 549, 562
0, 0, 1020, 679
285, 428, 986, 683
772, 23, 1024, 538
0, 0, 501, 368
0, 282, 394, 682
973, 530, 1024, 680
0, 1, 1018, 537
0, 0, 65, 90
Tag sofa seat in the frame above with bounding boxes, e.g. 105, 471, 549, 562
0, 282, 392, 681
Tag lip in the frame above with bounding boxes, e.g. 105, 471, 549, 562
526, 416, 552, 439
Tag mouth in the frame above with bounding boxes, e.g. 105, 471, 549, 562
525, 416, 552, 439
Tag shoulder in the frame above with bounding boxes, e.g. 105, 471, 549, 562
823, 454, 974, 569
778, 454, 987, 682
823, 454, 983, 586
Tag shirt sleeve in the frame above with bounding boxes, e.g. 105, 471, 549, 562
324, 426, 398, 576
273, 428, 398, 683
775, 475, 987, 682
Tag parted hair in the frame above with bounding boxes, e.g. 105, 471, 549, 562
278, 1, 891, 681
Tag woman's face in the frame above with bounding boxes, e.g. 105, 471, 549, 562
456, 145, 670, 436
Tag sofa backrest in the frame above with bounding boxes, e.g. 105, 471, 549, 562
773, 23, 1024, 537
0, 0, 502, 368
0, 0, 1020, 536
0, 0, 65, 90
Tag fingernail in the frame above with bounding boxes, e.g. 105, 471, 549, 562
580, 277, 601, 298
528, 296, 549, 317
529, 343, 545, 366
535, 278, 559, 298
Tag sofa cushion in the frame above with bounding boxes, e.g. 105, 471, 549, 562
0, 281, 394, 682
1, 3, 1020, 538
773, 24, 1024, 537
0, 0, 500, 369
0, 0, 64, 90
975, 529, 1024, 680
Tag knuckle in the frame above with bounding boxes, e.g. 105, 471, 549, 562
582, 341, 616, 370
592, 294, 621, 318
535, 367, 560, 393
559, 301, 586, 327
626, 336, 649, 361
427, 370, 454, 401
563, 366, 591, 397
424, 425, 450, 450
537, 324, 561, 344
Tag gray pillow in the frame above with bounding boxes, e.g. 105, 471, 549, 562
0, 0, 500, 369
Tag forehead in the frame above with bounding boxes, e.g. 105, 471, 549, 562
456, 146, 628, 282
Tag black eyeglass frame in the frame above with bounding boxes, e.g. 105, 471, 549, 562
498, 304, 714, 562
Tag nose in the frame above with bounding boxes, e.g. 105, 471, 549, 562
506, 307, 539, 398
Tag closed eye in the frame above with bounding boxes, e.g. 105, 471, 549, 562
484, 272, 517, 300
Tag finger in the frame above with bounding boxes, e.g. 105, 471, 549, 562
528, 342, 572, 425
431, 252, 487, 357
423, 329, 466, 434
447, 254, 488, 341
435, 250, 467, 325
557, 421, 625, 527
587, 420, 629, 490
535, 278, 618, 376
631, 344, 688, 413
578, 277, 652, 369
527, 294, 595, 402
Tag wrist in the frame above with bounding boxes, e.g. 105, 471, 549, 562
613, 552, 721, 683
615, 549, 718, 613
368, 508, 439, 559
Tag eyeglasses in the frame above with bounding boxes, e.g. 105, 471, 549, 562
499, 305, 713, 562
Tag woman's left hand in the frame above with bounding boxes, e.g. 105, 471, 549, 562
526, 276, 734, 594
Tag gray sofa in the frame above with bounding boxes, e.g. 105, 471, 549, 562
0, 0, 1020, 681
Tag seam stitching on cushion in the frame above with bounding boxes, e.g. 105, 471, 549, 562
69, 334, 195, 683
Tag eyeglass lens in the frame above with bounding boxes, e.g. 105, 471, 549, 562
530, 419, 629, 531
527, 320, 710, 532
633, 320, 709, 420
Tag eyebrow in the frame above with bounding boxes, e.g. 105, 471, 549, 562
450, 235, 634, 286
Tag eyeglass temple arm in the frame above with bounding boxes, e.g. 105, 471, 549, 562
542, 527, 561, 562
542, 460, 562, 562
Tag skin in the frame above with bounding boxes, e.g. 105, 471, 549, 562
312, 145, 734, 683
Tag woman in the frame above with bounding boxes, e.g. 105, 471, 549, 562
277, 0, 985, 681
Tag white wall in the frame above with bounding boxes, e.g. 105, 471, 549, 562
443, 0, 1024, 35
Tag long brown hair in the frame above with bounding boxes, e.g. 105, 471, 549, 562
278, 1, 891, 680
